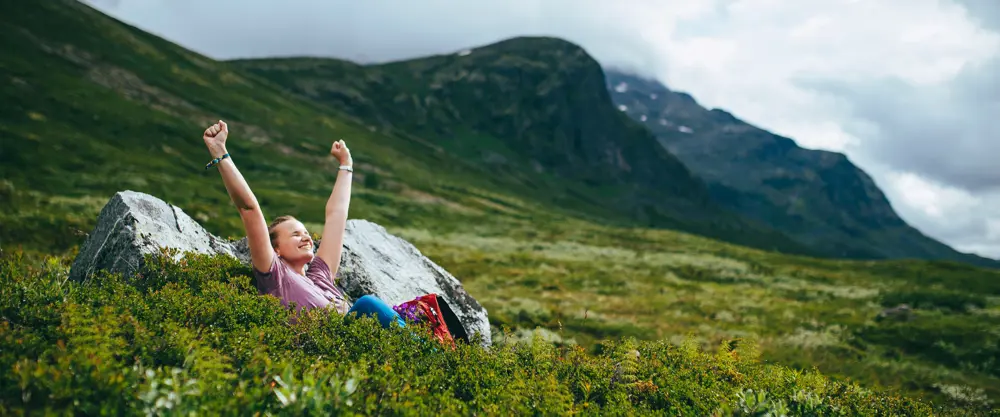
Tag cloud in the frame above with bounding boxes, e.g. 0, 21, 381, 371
956, 0, 1000, 30
82, 0, 713, 66
82, 0, 1000, 258
797, 54, 1000, 192
653, 0, 999, 152
878, 169, 1000, 257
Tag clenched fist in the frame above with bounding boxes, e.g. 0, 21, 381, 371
203, 120, 229, 158
330, 139, 353, 166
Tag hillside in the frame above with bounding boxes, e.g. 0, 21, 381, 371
0, 0, 814, 259
1, 0, 998, 412
603, 70, 1000, 268
0, 0, 708, 255
2, 250, 966, 416
228, 39, 814, 255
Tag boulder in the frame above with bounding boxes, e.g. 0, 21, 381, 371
68, 190, 250, 282
336, 220, 490, 344
69, 190, 491, 346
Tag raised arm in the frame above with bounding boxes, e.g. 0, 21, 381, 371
315, 139, 353, 277
203, 120, 274, 273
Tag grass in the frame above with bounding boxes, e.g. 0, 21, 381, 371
0, 248, 985, 416
1, 0, 998, 414
389, 220, 1000, 408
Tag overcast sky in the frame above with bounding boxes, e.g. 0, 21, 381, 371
84, 0, 1000, 259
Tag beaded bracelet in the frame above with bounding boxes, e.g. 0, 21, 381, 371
205, 153, 230, 170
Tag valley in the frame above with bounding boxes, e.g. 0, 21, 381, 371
1, 0, 998, 412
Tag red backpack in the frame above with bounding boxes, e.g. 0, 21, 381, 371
392, 294, 460, 349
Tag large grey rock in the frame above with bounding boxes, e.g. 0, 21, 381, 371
68, 190, 249, 282
336, 220, 491, 344
70, 190, 491, 346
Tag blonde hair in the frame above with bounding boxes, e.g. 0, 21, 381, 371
268, 215, 297, 248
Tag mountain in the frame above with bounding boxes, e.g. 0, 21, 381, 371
603, 69, 1000, 268
229, 38, 814, 254
0, 0, 543, 252
0, 0, 805, 257
3, 1, 1000, 408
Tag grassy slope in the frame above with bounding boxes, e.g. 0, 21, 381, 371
0, 0, 997, 412
2, 250, 963, 416
400, 222, 1000, 408
0, 0, 586, 253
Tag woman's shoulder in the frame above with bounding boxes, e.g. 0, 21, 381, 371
306, 255, 336, 284
307, 254, 331, 275
252, 250, 283, 278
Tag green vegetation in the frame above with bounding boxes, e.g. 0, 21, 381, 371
1, 0, 998, 414
0, 249, 976, 416
394, 220, 1000, 409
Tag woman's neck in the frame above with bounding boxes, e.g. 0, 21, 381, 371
281, 257, 308, 275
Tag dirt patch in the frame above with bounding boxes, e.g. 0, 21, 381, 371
19, 27, 198, 117
242, 123, 275, 145
219, 71, 251, 87
22, 28, 95, 66
469, 196, 522, 215
10, 77, 29, 88
86, 65, 197, 116
401, 189, 480, 215
299, 142, 321, 152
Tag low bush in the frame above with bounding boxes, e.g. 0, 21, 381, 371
880, 288, 988, 313
856, 313, 1000, 378
0, 249, 987, 415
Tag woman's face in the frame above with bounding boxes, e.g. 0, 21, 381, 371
273, 219, 315, 263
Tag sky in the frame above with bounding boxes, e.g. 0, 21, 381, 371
84, 0, 1000, 259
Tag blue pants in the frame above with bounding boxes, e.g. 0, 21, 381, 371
347, 295, 406, 329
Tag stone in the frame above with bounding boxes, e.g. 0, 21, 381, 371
68, 190, 249, 283
336, 220, 490, 345
69, 190, 491, 346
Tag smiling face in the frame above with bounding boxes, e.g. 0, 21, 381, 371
269, 216, 314, 264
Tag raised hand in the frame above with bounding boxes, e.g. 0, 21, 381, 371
203, 120, 229, 158
316, 138, 354, 279
330, 139, 353, 166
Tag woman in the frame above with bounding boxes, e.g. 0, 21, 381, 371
202, 120, 404, 329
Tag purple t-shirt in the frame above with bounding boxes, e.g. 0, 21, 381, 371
253, 251, 349, 315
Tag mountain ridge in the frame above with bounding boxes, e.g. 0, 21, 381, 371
1, 1, 810, 258
229, 38, 998, 268
603, 68, 999, 267
230, 36, 818, 256
2, 0, 991, 267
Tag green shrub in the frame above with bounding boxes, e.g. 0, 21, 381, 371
880, 289, 988, 313
0, 249, 988, 415
856, 313, 1000, 378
